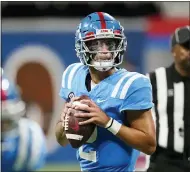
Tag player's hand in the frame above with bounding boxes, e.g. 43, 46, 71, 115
72, 98, 110, 128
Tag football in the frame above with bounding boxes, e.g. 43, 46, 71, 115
65, 100, 96, 148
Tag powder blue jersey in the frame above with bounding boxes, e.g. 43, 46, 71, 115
1, 118, 47, 172
59, 63, 153, 172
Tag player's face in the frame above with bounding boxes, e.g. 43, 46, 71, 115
173, 41, 190, 72
86, 38, 119, 62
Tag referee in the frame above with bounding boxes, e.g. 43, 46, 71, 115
147, 26, 190, 172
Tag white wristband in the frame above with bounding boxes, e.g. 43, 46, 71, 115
105, 117, 122, 135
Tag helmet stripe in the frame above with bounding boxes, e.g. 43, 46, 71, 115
1, 89, 7, 100
97, 12, 106, 29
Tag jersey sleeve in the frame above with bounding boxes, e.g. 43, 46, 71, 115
59, 63, 83, 101
120, 74, 154, 112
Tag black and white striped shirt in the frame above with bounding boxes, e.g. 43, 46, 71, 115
148, 63, 190, 162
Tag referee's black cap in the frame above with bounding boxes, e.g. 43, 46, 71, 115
171, 26, 190, 49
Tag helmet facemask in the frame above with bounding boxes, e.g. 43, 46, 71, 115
76, 35, 126, 71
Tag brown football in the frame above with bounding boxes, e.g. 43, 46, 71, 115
65, 100, 96, 148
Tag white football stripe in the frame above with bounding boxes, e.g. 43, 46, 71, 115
66, 134, 83, 140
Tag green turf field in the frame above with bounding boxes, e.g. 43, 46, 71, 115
38, 163, 81, 171
38, 163, 145, 171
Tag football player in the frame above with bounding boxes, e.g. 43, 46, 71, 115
56, 12, 156, 171
1, 69, 47, 172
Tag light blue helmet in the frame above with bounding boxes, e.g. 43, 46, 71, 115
1, 69, 25, 135
75, 12, 127, 71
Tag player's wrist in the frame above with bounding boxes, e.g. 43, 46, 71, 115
105, 117, 122, 135
105, 117, 113, 128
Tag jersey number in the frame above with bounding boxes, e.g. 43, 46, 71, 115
78, 127, 97, 162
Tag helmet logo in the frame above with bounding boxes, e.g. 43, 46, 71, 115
96, 29, 113, 36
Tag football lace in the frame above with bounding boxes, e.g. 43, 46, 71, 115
64, 114, 69, 131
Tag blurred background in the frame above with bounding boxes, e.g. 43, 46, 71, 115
1, 1, 189, 171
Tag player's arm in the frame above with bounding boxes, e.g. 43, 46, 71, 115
55, 103, 69, 147
116, 109, 156, 155
116, 75, 156, 155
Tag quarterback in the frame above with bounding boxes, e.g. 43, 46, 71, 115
1, 69, 47, 172
56, 12, 156, 171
